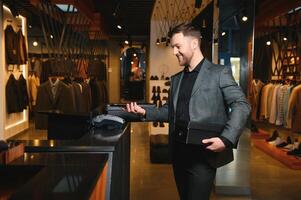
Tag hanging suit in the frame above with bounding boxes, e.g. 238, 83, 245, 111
5, 25, 18, 65
35, 80, 76, 129
6, 74, 21, 113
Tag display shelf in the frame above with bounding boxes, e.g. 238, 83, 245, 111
148, 80, 170, 136
253, 139, 301, 170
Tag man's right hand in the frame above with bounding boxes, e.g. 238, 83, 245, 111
125, 102, 146, 116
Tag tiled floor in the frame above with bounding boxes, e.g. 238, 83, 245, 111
11, 121, 301, 200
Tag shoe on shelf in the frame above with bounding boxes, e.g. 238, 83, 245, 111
265, 130, 279, 142
157, 86, 161, 93
276, 141, 288, 148
269, 137, 282, 146
153, 122, 158, 127
150, 76, 155, 80
159, 122, 165, 127
162, 89, 168, 93
152, 86, 156, 93
287, 143, 301, 156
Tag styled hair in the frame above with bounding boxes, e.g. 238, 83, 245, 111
168, 22, 201, 45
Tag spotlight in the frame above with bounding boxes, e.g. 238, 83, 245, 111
222, 32, 226, 36
242, 16, 248, 22
266, 41, 271, 46
50, 34, 54, 39
131, 61, 134, 64
124, 40, 129, 45
120, 57, 122, 61
117, 25, 122, 29
283, 37, 287, 41
33, 41, 38, 47
133, 53, 137, 57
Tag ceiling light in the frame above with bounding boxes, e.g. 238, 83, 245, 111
222, 32, 226, 36
117, 25, 122, 29
266, 41, 271, 46
242, 16, 248, 22
124, 40, 129, 45
50, 34, 54, 39
120, 57, 122, 61
131, 61, 134, 64
33, 41, 38, 47
133, 53, 137, 57
283, 37, 287, 41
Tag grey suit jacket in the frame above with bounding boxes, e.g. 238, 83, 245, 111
145, 59, 251, 168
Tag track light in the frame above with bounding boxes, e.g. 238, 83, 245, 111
222, 31, 226, 36
283, 37, 287, 41
117, 25, 122, 29
266, 41, 271, 46
124, 40, 129, 45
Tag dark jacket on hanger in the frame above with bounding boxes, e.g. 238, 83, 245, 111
17, 30, 28, 64
5, 25, 18, 65
18, 74, 29, 110
6, 74, 21, 113
35, 80, 76, 129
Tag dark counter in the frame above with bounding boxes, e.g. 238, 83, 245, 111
8, 123, 131, 200
3, 153, 108, 200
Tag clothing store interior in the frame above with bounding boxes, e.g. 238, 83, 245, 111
0, 0, 301, 199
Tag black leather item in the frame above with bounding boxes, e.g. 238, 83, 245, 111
174, 122, 224, 146
157, 86, 161, 93
159, 122, 165, 127
153, 122, 158, 127
150, 76, 155, 80
152, 86, 156, 93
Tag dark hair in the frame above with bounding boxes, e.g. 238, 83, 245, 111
168, 22, 201, 44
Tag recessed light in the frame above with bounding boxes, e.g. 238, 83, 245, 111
117, 25, 122, 29
283, 37, 287, 41
242, 16, 248, 22
222, 32, 226, 36
124, 40, 129, 44
33, 41, 38, 46
266, 41, 271, 46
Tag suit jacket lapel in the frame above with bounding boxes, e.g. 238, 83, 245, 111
190, 59, 211, 97
172, 72, 183, 112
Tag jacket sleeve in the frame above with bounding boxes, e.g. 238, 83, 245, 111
219, 66, 251, 145
144, 103, 169, 122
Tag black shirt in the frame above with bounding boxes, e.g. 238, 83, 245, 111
175, 58, 232, 148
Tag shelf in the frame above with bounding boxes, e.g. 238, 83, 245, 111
253, 139, 301, 170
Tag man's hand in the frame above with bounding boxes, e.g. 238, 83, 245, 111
202, 137, 226, 152
125, 102, 146, 116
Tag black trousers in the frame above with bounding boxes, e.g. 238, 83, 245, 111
172, 141, 216, 200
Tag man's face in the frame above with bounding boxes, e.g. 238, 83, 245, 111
170, 32, 195, 66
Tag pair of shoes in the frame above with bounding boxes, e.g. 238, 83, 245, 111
276, 136, 292, 148
162, 96, 168, 101
269, 137, 282, 146
287, 143, 301, 156
265, 130, 279, 142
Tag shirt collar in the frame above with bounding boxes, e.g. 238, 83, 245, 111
184, 58, 205, 73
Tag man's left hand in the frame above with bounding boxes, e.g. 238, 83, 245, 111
202, 137, 226, 152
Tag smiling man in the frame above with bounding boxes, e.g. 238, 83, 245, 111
126, 22, 250, 200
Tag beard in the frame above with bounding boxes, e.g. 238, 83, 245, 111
176, 53, 191, 66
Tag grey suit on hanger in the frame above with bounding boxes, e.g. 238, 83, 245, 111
145, 59, 251, 168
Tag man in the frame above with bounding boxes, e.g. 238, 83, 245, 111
126, 23, 250, 200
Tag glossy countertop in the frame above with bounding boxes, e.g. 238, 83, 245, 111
10, 123, 130, 153
3, 153, 108, 200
